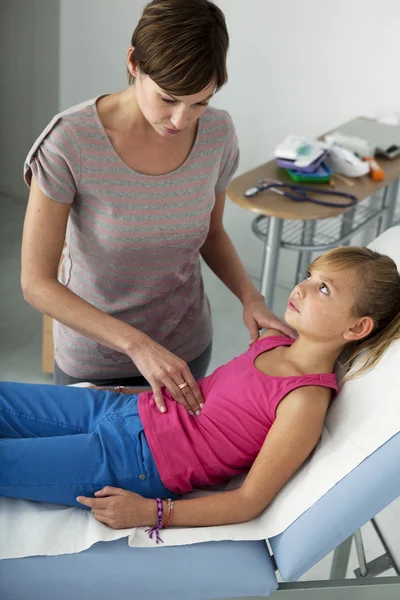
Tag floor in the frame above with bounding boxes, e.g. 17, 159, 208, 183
1, 192, 399, 587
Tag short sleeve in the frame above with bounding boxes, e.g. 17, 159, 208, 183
215, 111, 240, 194
24, 119, 81, 204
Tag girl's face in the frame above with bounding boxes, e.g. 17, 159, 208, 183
129, 57, 215, 137
285, 266, 372, 344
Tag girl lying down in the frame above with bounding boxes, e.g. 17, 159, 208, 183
1, 247, 399, 541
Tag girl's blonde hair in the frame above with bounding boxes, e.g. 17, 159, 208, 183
310, 246, 400, 380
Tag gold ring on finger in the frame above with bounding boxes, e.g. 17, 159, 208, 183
178, 381, 189, 390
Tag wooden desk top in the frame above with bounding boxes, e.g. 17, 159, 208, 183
227, 151, 400, 221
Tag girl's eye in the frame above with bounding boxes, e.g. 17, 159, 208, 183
320, 283, 329, 295
305, 271, 329, 294
161, 96, 176, 104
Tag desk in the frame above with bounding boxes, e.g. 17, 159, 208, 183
228, 147, 400, 307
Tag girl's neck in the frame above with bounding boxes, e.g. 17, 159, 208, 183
283, 336, 342, 375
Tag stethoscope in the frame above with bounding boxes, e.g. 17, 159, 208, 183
244, 179, 358, 208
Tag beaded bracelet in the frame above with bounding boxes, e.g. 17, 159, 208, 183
164, 499, 174, 529
145, 498, 164, 544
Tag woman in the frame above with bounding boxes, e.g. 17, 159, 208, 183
21, 0, 293, 414
2, 247, 400, 535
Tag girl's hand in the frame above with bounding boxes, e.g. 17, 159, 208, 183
77, 487, 154, 529
127, 335, 204, 415
243, 294, 297, 345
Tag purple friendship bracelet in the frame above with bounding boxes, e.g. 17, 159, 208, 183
145, 498, 164, 544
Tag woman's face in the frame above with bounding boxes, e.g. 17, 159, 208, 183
132, 68, 215, 138
285, 266, 365, 344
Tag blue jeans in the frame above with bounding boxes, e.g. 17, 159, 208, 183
0, 382, 178, 508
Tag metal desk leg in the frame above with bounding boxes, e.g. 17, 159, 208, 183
295, 220, 316, 284
330, 536, 353, 579
379, 179, 399, 234
371, 517, 400, 575
340, 206, 356, 246
260, 217, 283, 308
354, 529, 368, 577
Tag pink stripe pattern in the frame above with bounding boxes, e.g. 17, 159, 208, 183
24, 98, 239, 378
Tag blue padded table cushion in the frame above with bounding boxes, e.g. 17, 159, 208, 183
0, 538, 278, 600
269, 432, 400, 581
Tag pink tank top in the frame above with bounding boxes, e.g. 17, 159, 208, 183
138, 336, 338, 494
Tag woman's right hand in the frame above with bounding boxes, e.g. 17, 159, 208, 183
128, 335, 205, 415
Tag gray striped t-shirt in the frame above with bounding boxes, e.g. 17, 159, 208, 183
24, 97, 239, 379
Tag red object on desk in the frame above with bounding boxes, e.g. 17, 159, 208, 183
364, 157, 385, 182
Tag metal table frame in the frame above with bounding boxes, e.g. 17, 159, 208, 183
252, 179, 400, 307
217, 517, 400, 599
272, 518, 400, 600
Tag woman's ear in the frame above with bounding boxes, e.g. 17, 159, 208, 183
344, 316, 374, 342
127, 46, 139, 78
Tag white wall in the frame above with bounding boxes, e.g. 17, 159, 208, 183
211, 0, 400, 284
59, 0, 142, 109
57, 0, 400, 287
0, 0, 59, 201
0, 0, 34, 200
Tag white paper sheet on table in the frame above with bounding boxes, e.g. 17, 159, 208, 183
1, 340, 399, 559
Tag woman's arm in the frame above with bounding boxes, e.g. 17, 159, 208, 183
22, 178, 150, 358
78, 385, 330, 529
21, 179, 203, 412
200, 190, 295, 340
200, 190, 262, 307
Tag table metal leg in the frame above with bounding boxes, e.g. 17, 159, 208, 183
295, 220, 316, 284
260, 217, 283, 308
354, 529, 368, 577
371, 518, 400, 576
330, 536, 353, 580
340, 206, 356, 246
374, 188, 389, 238
379, 179, 399, 234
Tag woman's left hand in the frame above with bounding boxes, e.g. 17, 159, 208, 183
243, 294, 297, 345
77, 486, 152, 529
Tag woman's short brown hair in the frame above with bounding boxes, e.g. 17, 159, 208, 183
128, 0, 229, 95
